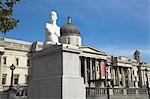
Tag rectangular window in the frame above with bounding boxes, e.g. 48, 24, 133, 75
2, 74, 7, 84
25, 75, 28, 84
3, 57, 6, 65
68, 37, 70, 44
13, 74, 19, 85
27, 59, 29, 66
16, 58, 19, 66
120, 81, 123, 86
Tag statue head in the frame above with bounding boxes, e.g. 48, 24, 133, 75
50, 10, 58, 21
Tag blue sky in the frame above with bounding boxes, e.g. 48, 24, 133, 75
0, 0, 149, 62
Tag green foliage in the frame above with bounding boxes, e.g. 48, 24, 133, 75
0, 0, 20, 33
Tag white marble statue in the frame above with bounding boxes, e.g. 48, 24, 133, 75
43, 11, 60, 47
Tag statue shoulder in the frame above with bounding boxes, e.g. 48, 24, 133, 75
55, 25, 60, 29
45, 23, 51, 28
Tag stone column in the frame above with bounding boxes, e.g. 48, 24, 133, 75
84, 57, 88, 86
93, 59, 96, 80
139, 70, 144, 87
117, 67, 120, 86
90, 58, 93, 81
143, 70, 146, 86
0, 51, 4, 91
121, 68, 125, 87
138, 66, 143, 87
112, 68, 116, 86
130, 68, 134, 87
95, 59, 99, 80
148, 72, 150, 87
121, 68, 127, 95
144, 70, 148, 86
128, 68, 131, 87
89, 58, 93, 87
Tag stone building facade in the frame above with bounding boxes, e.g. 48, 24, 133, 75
0, 38, 32, 91
0, 18, 149, 94
80, 49, 150, 88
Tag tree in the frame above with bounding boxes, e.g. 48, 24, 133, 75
0, 0, 20, 33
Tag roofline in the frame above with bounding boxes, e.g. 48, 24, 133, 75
0, 37, 32, 45
80, 46, 107, 55
0, 37, 43, 46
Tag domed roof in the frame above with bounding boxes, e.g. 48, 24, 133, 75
60, 17, 80, 36
134, 50, 140, 54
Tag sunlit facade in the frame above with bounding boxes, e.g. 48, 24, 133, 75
0, 37, 149, 92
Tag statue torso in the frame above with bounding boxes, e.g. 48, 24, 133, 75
43, 11, 61, 47
45, 23, 60, 43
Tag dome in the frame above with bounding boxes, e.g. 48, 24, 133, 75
134, 50, 140, 54
60, 17, 80, 36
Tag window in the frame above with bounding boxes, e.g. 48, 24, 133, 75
3, 57, 6, 65
68, 37, 70, 44
27, 59, 30, 66
16, 58, 19, 66
120, 81, 123, 86
13, 74, 19, 85
2, 74, 7, 84
25, 75, 28, 84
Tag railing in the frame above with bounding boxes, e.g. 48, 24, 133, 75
113, 88, 124, 95
3, 85, 28, 91
126, 88, 136, 94
86, 87, 107, 96
3, 85, 28, 97
86, 87, 149, 96
138, 88, 148, 94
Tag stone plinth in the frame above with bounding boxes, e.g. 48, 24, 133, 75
28, 44, 86, 99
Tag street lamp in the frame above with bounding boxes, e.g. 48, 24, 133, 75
105, 63, 110, 99
9, 64, 16, 89
144, 68, 150, 99
106, 81, 110, 99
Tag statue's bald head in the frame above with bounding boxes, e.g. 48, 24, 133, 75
50, 10, 58, 21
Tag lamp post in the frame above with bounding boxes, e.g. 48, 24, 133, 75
106, 64, 110, 99
9, 64, 16, 89
106, 82, 110, 99
144, 68, 150, 99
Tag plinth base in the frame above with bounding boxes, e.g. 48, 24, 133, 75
28, 44, 86, 99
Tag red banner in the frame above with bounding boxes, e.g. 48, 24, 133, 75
101, 62, 105, 79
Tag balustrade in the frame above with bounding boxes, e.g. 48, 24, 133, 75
86, 87, 149, 96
